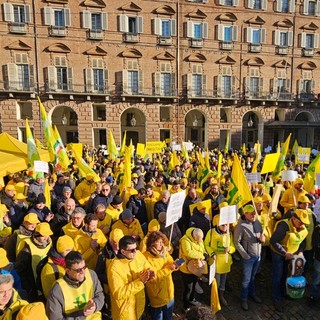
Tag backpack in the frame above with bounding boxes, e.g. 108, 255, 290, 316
35, 256, 60, 295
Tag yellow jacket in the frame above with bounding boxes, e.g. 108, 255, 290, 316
143, 250, 174, 308
204, 227, 235, 274
41, 257, 65, 299
74, 180, 97, 206
111, 219, 144, 242
105, 205, 123, 227
145, 191, 160, 221
280, 188, 307, 213
107, 251, 151, 320
62, 221, 83, 239
179, 227, 206, 274
0, 289, 28, 320
74, 228, 107, 269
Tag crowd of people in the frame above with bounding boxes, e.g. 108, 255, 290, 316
0, 145, 318, 319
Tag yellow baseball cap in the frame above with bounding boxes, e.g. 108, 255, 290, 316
23, 213, 40, 224
109, 228, 124, 243
35, 222, 53, 236
295, 209, 310, 224
243, 204, 255, 213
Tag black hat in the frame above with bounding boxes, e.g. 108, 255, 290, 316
35, 193, 46, 205
112, 195, 123, 205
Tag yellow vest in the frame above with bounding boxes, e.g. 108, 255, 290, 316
21, 238, 52, 280
15, 231, 30, 257
0, 289, 28, 320
57, 269, 101, 319
278, 219, 308, 254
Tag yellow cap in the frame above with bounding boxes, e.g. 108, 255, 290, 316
295, 209, 310, 224
109, 228, 124, 243
197, 202, 206, 211
23, 213, 40, 224
14, 193, 27, 201
35, 222, 53, 236
243, 204, 255, 213
253, 197, 263, 204
5, 185, 15, 191
257, 184, 265, 190
262, 194, 272, 202
297, 195, 310, 203
16, 302, 48, 320
213, 214, 220, 227
148, 219, 160, 232
294, 178, 304, 186
0, 248, 9, 268
132, 173, 139, 178
56, 235, 74, 253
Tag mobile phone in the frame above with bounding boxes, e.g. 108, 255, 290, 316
175, 258, 185, 267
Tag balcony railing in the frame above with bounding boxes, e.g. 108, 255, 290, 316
87, 29, 103, 40
297, 93, 317, 102
158, 36, 173, 46
1, 80, 34, 92
117, 86, 177, 98
44, 82, 109, 95
277, 46, 289, 55
220, 41, 233, 50
190, 38, 204, 48
249, 43, 261, 52
245, 90, 294, 101
303, 48, 314, 57
123, 33, 139, 42
49, 26, 67, 37
9, 22, 26, 34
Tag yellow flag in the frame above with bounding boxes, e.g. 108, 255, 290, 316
107, 130, 118, 160
44, 178, 51, 209
304, 153, 320, 192
224, 131, 230, 154
261, 153, 281, 174
121, 146, 132, 191
242, 143, 247, 155
53, 126, 70, 171
252, 141, 261, 173
119, 131, 127, 157
73, 150, 99, 182
272, 134, 291, 182
217, 153, 223, 178
227, 154, 251, 208
211, 278, 221, 314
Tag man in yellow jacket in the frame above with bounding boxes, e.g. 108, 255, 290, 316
74, 174, 97, 207
74, 213, 107, 270
107, 235, 155, 320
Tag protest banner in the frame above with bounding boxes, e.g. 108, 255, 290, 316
34, 161, 49, 173
246, 173, 261, 183
297, 147, 311, 164
165, 191, 186, 228
145, 141, 164, 154
281, 170, 298, 182
219, 205, 238, 225
136, 143, 145, 156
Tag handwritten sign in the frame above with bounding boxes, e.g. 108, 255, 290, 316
34, 161, 49, 173
165, 191, 186, 227
219, 205, 238, 225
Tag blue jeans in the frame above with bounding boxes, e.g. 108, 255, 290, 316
241, 256, 260, 300
311, 259, 320, 300
149, 299, 174, 320
271, 251, 288, 301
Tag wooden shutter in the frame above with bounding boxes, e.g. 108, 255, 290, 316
217, 25, 224, 40
276, 0, 282, 12
101, 13, 107, 30
171, 19, 176, 36
137, 16, 143, 33
215, 76, 222, 96
274, 30, 280, 45
232, 25, 238, 41
6, 63, 18, 89
154, 72, 161, 95
187, 21, 193, 38
154, 18, 161, 35
85, 68, 94, 92
29, 65, 34, 89
67, 68, 73, 91
103, 69, 109, 93
122, 70, 128, 94
202, 22, 208, 39
261, 0, 268, 10
119, 15, 128, 32
289, 0, 295, 12
25, 5, 31, 23
82, 11, 91, 29
47, 66, 57, 91
314, 33, 319, 48
138, 71, 144, 94
303, 0, 309, 15
43, 7, 52, 25
3, 3, 13, 22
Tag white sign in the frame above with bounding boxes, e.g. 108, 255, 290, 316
298, 153, 310, 163
209, 261, 216, 286
281, 170, 298, 182
219, 205, 238, 225
246, 173, 261, 183
34, 161, 49, 174
165, 191, 186, 227
172, 144, 181, 151
183, 141, 194, 151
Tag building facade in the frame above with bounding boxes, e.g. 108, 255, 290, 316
0, 0, 320, 149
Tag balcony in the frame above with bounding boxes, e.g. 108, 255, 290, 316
123, 33, 139, 43
2, 80, 34, 92
158, 36, 172, 46
245, 90, 294, 101
303, 48, 314, 57
277, 46, 289, 55
190, 38, 204, 48
249, 43, 261, 52
9, 23, 26, 34
49, 26, 67, 37
219, 41, 233, 51
88, 29, 103, 40
298, 93, 316, 102
213, 89, 240, 100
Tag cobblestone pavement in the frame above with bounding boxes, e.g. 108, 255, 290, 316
172, 255, 320, 320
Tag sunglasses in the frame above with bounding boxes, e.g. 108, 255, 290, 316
124, 247, 137, 253
102, 189, 110, 192
70, 265, 87, 273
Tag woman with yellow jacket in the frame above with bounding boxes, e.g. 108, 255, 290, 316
204, 215, 235, 307
179, 227, 207, 310
144, 231, 178, 320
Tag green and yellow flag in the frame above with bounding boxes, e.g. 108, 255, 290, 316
272, 134, 291, 182
26, 119, 40, 168
73, 150, 99, 182
38, 97, 55, 162
53, 126, 70, 171
224, 131, 230, 154
227, 154, 251, 208
304, 153, 320, 192
107, 130, 118, 160
251, 141, 261, 173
